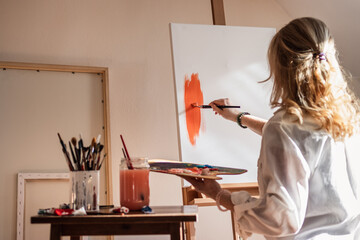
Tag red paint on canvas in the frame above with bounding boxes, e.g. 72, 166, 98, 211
184, 73, 203, 146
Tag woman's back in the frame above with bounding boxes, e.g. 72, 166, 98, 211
263, 111, 360, 239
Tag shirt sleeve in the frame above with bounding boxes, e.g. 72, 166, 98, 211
232, 121, 311, 239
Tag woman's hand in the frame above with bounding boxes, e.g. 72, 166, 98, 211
209, 98, 240, 122
182, 176, 222, 200
182, 176, 234, 211
210, 98, 267, 135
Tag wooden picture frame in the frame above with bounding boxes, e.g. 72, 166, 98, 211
17, 172, 70, 240
0, 61, 112, 203
0, 61, 113, 240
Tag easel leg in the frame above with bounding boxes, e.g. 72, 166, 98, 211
231, 211, 239, 240
185, 222, 196, 240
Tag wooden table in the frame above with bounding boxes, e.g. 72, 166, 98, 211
31, 205, 197, 240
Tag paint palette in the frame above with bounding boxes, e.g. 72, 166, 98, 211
148, 159, 247, 180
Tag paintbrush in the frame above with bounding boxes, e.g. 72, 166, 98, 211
72, 137, 81, 170
95, 144, 104, 170
84, 138, 95, 170
69, 141, 78, 170
122, 148, 127, 160
120, 134, 134, 169
191, 103, 240, 109
89, 137, 96, 170
93, 135, 101, 170
71, 137, 78, 161
121, 147, 130, 169
96, 134, 101, 144
97, 153, 107, 170
78, 134, 86, 170
57, 133, 74, 171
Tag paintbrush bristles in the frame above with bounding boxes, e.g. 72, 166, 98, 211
71, 137, 77, 147
96, 134, 101, 144
57, 133, 105, 171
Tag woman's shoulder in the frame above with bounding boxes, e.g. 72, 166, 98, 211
261, 110, 286, 137
264, 109, 326, 139
264, 109, 293, 131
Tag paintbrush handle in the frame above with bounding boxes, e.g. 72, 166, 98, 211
61, 146, 74, 171
58, 133, 74, 171
197, 105, 212, 108
120, 135, 134, 169
78, 141, 83, 170
98, 153, 107, 170
198, 105, 240, 109
218, 105, 240, 109
69, 142, 78, 169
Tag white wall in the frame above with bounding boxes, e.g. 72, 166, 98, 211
2, 0, 359, 240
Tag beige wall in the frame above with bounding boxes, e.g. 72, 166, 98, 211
225, 0, 289, 29
275, 0, 360, 78
0, 68, 106, 240
0, 0, 299, 239
0, 1, 212, 239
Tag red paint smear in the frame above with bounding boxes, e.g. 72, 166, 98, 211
184, 73, 204, 146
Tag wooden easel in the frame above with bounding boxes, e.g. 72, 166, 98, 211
211, 0, 226, 25
182, 182, 259, 240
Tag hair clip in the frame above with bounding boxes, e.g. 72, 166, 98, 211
314, 52, 326, 61
318, 53, 326, 61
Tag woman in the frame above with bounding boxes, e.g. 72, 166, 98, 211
184, 17, 360, 239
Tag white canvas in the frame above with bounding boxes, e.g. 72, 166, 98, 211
170, 23, 276, 185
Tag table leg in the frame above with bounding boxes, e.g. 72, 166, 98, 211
50, 224, 61, 240
169, 223, 181, 240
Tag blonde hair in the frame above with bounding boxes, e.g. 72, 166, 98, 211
266, 17, 360, 141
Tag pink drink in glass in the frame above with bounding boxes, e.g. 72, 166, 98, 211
120, 168, 150, 210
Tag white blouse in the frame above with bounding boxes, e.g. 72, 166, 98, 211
231, 110, 360, 240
